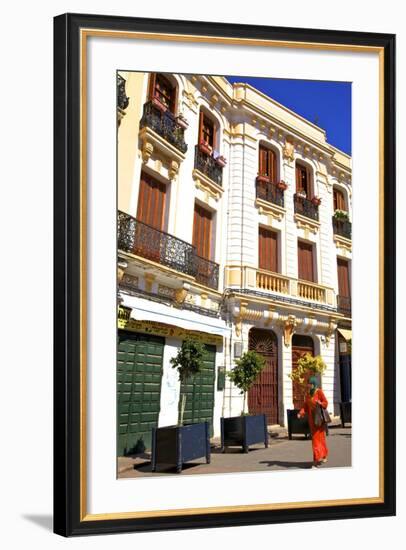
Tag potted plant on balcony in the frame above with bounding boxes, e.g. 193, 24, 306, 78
297, 188, 307, 198
333, 209, 349, 220
151, 94, 168, 113
277, 180, 288, 191
151, 338, 211, 473
220, 351, 269, 453
311, 196, 322, 206
175, 112, 189, 129
256, 174, 269, 184
213, 150, 227, 167
199, 139, 213, 156
287, 353, 327, 439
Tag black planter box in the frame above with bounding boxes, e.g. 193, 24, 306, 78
340, 401, 352, 427
151, 422, 210, 473
287, 409, 311, 440
220, 414, 268, 453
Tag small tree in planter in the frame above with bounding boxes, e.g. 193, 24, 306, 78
228, 351, 266, 415
170, 337, 207, 425
288, 353, 326, 402
221, 351, 268, 453
152, 338, 210, 473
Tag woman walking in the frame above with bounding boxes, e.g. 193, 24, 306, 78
298, 376, 329, 467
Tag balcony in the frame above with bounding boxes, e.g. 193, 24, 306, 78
333, 216, 352, 240
194, 145, 223, 187
139, 100, 187, 154
255, 180, 284, 208
225, 266, 335, 309
337, 295, 351, 316
294, 194, 319, 221
118, 211, 219, 290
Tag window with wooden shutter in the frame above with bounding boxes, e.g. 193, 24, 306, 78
296, 164, 310, 196
337, 258, 351, 297
298, 240, 315, 282
199, 111, 216, 150
148, 73, 176, 113
258, 145, 277, 181
193, 203, 213, 260
333, 188, 346, 211
136, 172, 167, 230
258, 227, 279, 273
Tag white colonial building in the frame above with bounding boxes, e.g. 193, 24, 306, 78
116, 72, 352, 456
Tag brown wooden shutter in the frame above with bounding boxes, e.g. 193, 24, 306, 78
298, 240, 315, 282
136, 172, 166, 230
148, 73, 156, 100
259, 227, 278, 272
193, 203, 212, 259
337, 258, 350, 297
296, 164, 310, 195
271, 149, 277, 182
198, 111, 204, 144
295, 164, 301, 192
334, 188, 345, 211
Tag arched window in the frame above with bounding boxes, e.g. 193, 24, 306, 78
198, 110, 217, 153
295, 162, 312, 197
333, 187, 346, 211
258, 144, 277, 182
148, 73, 177, 114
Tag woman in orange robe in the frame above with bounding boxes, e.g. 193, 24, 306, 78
298, 376, 329, 467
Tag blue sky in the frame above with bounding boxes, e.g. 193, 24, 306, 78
227, 76, 352, 155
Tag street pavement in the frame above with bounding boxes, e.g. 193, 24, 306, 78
118, 423, 351, 478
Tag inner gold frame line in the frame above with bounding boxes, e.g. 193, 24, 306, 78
79, 27, 385, 522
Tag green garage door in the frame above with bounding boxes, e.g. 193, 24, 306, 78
179, 344, 216, 435
117, 331, 164, 456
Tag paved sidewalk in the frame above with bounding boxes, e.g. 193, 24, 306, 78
118, 424, 351, 478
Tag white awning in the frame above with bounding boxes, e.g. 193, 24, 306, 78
121, 294, 230, 337
338, 328, 352, 341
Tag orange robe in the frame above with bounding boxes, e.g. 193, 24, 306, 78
299, 388, 329, 463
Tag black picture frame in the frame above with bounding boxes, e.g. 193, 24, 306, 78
54, 12, 396, 536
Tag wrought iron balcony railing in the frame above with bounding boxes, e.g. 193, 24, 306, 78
118, 211, 196, 277
194, 255, 220, 290
293, 194, 319, 221
194, 146, 223, 187
333, 216, 352, 240
118, 211, 219, 290
139, 101, 188, 154
337, 295, 351, 316
256, 180, 284, 208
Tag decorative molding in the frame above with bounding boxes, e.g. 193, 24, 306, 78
334, 234, 352, 252
193, 169, 223, 201
141, 141, 154, 163
294, 213, 320, 237
144, 273, 156, 293
283, 315, 298, 347
158, 285, 175, 299
282, 139, 295, 162
168, 160, 180, 180
256, 198, 285, 223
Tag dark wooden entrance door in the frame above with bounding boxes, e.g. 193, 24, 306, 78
248, 328, 278, 425
291, 334, 315, 409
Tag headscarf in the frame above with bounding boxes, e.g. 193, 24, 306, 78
308, 376, 319, 397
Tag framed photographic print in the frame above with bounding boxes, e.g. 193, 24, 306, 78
53, 13, 396, 536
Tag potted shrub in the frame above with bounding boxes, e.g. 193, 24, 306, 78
334, 209, 349, 220
151, 338, 211, 473
175, 112, 189, 129
277, 180, 288, 191
311, 196, 322, 206
220, 351, 269, 453
199, 140, 212, 155
287, 353, 327, 439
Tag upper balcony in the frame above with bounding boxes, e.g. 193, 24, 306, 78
293, 193, 319, 222
194, 145, 223, 187
332, 216, 352, 240
139, 100, 188, 154
118, 210, 219, 290
225, 265, 336, 311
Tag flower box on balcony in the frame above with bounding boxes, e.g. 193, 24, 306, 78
151, 96, 167, 112
297, 189, 307, 198
256, 175, 269, 185
214, 154, 227, 167
277, 180, 288, 191
199, 141, 212, 155
334, 209, 349, 220
311, 196, 322, 206
175, 114, 189, 129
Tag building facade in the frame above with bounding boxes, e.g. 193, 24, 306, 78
116, 72, 352, 456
